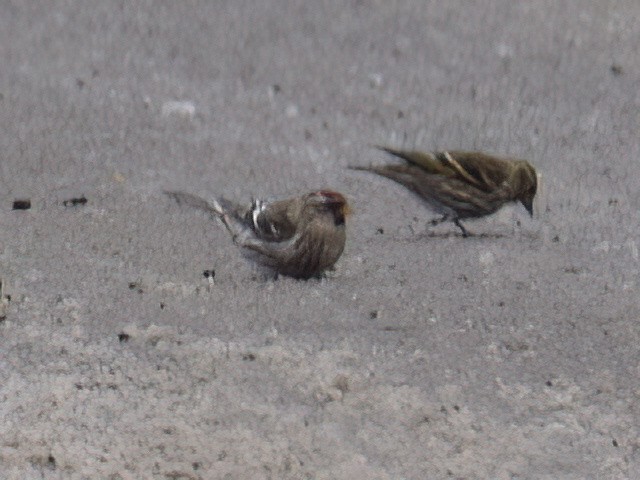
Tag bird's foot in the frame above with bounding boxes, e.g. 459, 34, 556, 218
454, 219, 471, 237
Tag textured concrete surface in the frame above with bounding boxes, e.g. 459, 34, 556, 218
1, 1, 639, 478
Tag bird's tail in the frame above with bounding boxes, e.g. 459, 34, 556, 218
348, 144, 405, 171
373, 145, 411, 160
164, 191, 222, 216
164, 191, 251, 243
348, 165, 376, 172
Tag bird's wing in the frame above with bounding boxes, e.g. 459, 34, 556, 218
375, 147, 454, 176
443, 151, 512, 192
357, 164, 508, 218
250, 198, 299, 241
375, 147, 510, 193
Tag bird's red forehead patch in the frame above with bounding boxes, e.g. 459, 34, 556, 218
316, 190, 347, 204
315, 190, 351, 216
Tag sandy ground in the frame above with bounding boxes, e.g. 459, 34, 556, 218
1, 1, 640, 478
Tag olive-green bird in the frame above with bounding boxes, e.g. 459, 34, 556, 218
351, 147, 538, 236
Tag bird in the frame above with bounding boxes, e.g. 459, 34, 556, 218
165, 190, 350, 279
350, 146, 538, 236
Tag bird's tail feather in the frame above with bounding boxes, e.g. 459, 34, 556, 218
164, 191, 251, 242
164, 191, 221, 216
348, 165, 376, 172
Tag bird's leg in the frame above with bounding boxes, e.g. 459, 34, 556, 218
429, 215, 449, 226
454, 219, 470, 237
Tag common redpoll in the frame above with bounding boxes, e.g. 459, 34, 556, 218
351, 147, 538, 236
165, 190, 349, 279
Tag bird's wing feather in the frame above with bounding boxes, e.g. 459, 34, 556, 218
375, 147, 511, 193
252, 199, 298, 241
444, 151, 512, 192
354, 164, 507, 218
375, 147, 453, 176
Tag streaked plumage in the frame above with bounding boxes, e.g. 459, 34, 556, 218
165, 190, 349, 279
351, 147, 537, 236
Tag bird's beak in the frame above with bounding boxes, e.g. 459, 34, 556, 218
522, 198, 534, 217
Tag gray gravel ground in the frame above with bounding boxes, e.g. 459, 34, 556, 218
1, 1, 639, 479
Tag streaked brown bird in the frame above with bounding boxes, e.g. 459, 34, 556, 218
351, 147, 538, 236
165, 190, 349, 279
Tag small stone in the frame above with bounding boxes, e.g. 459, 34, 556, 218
63, 196, 88, 207
161, 100, 196, 119
368, 73, 383, 88
285, 104, 299, 118
12, 199, 31, 210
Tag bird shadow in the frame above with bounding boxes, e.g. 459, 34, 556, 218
415, 231, 508, 240
413, 229, 540, 241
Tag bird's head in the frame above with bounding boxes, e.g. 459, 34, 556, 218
512, 161, 538, 216
305, 190, 351, 225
